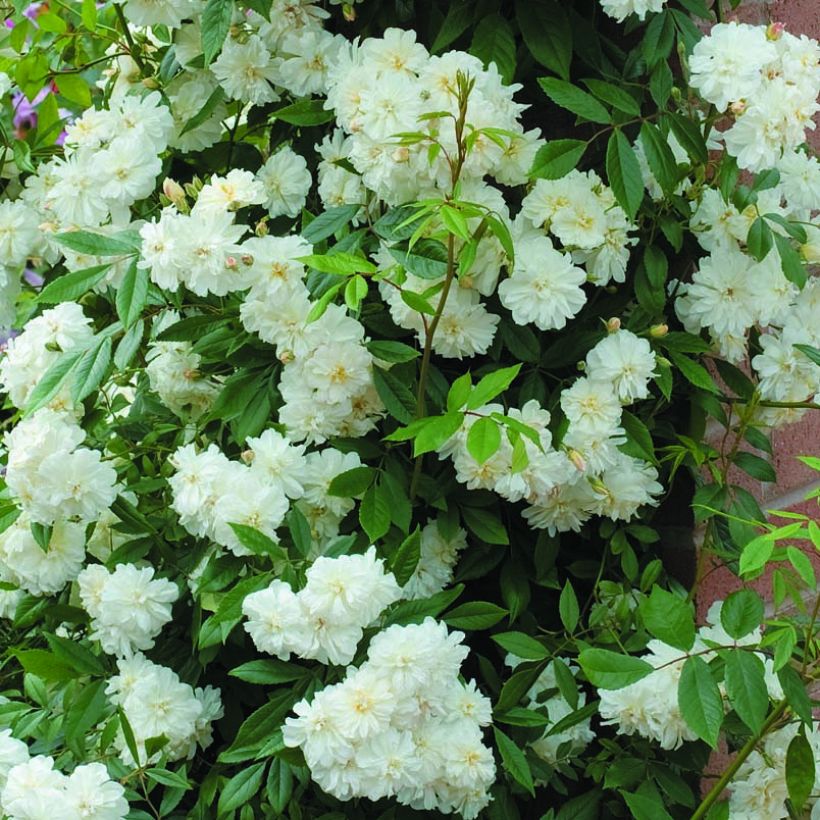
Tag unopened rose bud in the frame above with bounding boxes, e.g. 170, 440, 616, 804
278, 350, 295, 365
342, 2, 356, 21
656, 355, 672, 368
184, 182, 199, 200
240, 449, 255, 465
606, 317, 621, 333
730, 99, 747, 116
567, 448, 587, 473
255, 219, 269, 237
241, 254, 254, 267
589, 478, 610, 497
141, 77, 159, 90
392, 146, 410, 163
225, 256, 238, 270
766, 22, 785, 40
163, 178, 185, 205
605, 285, 618, 294
577, 361, 586, 372
650, 323, 668, 338
182, 368, 199, 380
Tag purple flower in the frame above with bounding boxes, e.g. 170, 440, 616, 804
23, 268, 44, 288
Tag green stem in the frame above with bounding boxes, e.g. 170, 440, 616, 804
113, 4, 147, 76
409, 231, 457, 500
691, 700, 787, 820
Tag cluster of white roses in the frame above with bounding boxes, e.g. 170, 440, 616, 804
0, 730, 128, 820
435, 328, 662, 536
106, 653, 223, 767
599, 0, 666, 24
243, 547, 401, 665
283, 618, 495, 819
169, 433, 362, 554
598, 601, 784, 751
402, 518, 467, 600
78, 562, 179, 656
690, 22, 820, 172
728, 722, 820, 820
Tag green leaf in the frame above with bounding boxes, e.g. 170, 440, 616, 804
45, 632, 106, 676
37, 264, 111, 304
778, 665, 813, 724
327, 466, 375, 497
272, 99, 334, 126
116, 259, 149, 328
733, 452, 776, 483
30, 522, 51, 553
366, 340, 419, 363
147, 767, 192, 790
724, 650, 768, 733
738, 534, 775, 576
495, 707, 550, 727
786, 729, 816, 811
492, 631, 549, 660
443, 601, 508, 630
517, 0, 572, 80
372, 366, 416, 424
640, 587, 695, 651
301, 204, 361, 244
538, 77, 610, 124
229, 659, 307, 685
747, 217, 773, 262
466, 364, 521, 409
389, 238, 449, 280
583, 79, 640, 116
179, 85, 225, 136
218, 761, 266, 814
266, 758, 293, 815
431, 0, 473, 52
529, 139, 587, 180
400, 288, 437, 315
720, 589, 763, 639
559, 581, 579, 632
384, 584, 464, 627
470, 13, 516, 84
678, 656, 723, 747
494, 728, 535, 797
620, 411, 656, 464
795, 344, 820, 367
201, 0, 232, 65
64, 680, 107, 751
359, 483, 391, 542
228, 524, 287, 560
156, 315, 228, 342
55, 230, 137, 257
773, 233, 807, 288
114, 319, 144, 371
300, 252, 376, 275
640, 122, 679, 195
578, 649, 653, 690
553, 657, 579, 709
460, 505, 508, 545
606, 130, 644, 219
118, 708, 141, 765
391, 528, 421, 587
71, 336, 112, 403
667, 113, 708, 165
787, 546, 815, 587
24, 349, 83, 414
286, 506, 311, 557
622, 792, 673, 820
55, 72, 91, 108
15, 649, 77, 682
668, 351, 720, 394
466, 417, 502, 464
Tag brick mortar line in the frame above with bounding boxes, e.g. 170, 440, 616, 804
763, 480, 820, 516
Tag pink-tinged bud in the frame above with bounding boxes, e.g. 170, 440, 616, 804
766, 22, 786, 40
240, 449, 255, 464
392, 146, 410, 163
650, 323, 669, 338
342, 2, 356, 21
278, 350, 295, 365
241, 254, 254, 267
606, 317, 621, 333
567, 448, 587, 473
225, 256, 238, 270
163, 178, 185, 205
730, 99, 747, 116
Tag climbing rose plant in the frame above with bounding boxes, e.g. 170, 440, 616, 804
0, 0, 818, 817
